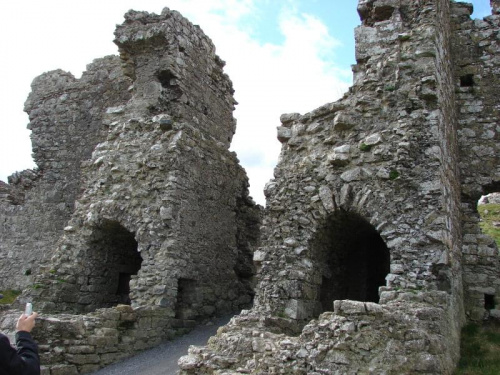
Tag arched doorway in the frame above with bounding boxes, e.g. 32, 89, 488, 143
85, 220, 142, 309
312, 210, 390, 313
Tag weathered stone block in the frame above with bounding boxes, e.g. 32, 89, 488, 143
284, 299, 316, 320
333, 113, 355, 131
65, 353, 100, 365
50, 365, 79, 375
67, 345, 95, 354
277, 126, 292, 143
327, 146, 351, 166
280, 113, 301, 125
334, 300, 367, 315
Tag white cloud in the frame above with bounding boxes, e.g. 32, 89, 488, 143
214, 7, 351, 204
0, 0, 351, 206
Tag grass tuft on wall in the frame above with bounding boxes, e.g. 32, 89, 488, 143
478, 203, 500, 248
0, 289, 21, 304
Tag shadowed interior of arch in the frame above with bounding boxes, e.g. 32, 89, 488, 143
86, 220, 143, 309
313, 210, 390, 313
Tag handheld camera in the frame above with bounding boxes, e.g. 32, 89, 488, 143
25, 302, 33, 316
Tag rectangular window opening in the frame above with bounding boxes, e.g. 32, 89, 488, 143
460, 74, 474, 87
485, 293, 495, 310
117, 272, 132, 295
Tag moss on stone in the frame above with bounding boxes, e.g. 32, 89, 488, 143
359, 143, 373, 152
389, 170, 400, 180
0, 289, 21, 304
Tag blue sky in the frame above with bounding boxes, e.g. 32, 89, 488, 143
0, 0, 492, 205
240, 1, 359, 68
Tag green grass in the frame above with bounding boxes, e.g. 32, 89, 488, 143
455, 322, 500, 374
0, 289, 21, 304
478, 203, 500, 248
456, 203, 500, 374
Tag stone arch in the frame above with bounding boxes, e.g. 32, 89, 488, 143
311, 209, 390, 314
84, 219, 143, 309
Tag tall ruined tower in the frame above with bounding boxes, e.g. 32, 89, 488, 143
24, 9, 260, 316
0, 9, 261, 373
179, 0, 500, 374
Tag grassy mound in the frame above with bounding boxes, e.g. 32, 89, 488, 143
456, 322, 500, 375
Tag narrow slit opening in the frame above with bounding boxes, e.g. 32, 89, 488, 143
485, 294, 495, 310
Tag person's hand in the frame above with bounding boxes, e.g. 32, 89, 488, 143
16, 312, 38, 333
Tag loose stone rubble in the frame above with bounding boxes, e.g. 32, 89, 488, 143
0, 0, 499, 374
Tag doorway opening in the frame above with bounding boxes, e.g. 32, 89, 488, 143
175, 278, 200, 321
312, 210, 390, 313
86, 220, 142, 308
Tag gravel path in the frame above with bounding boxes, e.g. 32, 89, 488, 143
90, 316, 231, 375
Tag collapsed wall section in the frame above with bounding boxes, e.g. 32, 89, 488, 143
114, 9, 237, 147
0, 57, 132, 290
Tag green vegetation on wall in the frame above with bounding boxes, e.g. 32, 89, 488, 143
478, 203, 500, 248
0, 290, 21, 304
456, 202, 500, 374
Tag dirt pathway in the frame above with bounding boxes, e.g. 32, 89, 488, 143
90, 316, 230, 375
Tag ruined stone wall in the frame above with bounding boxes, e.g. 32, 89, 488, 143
0, 306, 179, 374
114, 9, 237, 148
24, 8, 259, 320
181, 296, 455, 374
0, 57, 131, 290
1, 1, 498, 373
180, 0, 499, 373
434, 0, 465, 335
2, 7, 261, 373
250, 0, 456, 322
451, 1, 500, 321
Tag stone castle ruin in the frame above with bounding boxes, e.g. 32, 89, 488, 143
0, 0, 499, 373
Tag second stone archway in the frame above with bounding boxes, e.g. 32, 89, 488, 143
311, 210, 390, 314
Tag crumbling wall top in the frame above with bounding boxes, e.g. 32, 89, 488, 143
114, 8, 237, 148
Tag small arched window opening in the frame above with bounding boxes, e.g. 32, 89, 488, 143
312, 210, 390, 314
157, 70, 177, 89
85, 220, 142, 309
